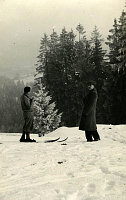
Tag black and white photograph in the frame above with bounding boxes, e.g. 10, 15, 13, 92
0, 0, 126, 199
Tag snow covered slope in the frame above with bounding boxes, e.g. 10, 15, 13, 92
0, 125, 126, 200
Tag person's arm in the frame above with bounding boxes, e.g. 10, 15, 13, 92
30, 97, 34, 107
24, 95, 31, 109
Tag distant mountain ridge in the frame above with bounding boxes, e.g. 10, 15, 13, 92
0, 66, 35, 84
16, 73, 35, 84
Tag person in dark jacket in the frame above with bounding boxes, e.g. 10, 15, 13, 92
20, 86, 36, 142
79, 81, 100, 142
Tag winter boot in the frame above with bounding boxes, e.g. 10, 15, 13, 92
25, 132, 36, 142
92, 131, 100, 141
25, 138, 36, 142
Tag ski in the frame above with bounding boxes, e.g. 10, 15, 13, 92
44, 137, 68, 143
57, 137, 68, 142
44, 137, 60, 143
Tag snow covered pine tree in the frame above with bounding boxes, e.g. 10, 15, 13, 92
33, 77, 62, 137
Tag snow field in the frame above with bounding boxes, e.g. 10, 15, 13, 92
0, 125, 126, 200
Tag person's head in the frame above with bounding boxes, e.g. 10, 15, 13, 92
24, 86, 31, 93
87, 81, 96, 91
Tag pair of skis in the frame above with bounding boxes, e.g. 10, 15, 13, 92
44, 137, 68, 143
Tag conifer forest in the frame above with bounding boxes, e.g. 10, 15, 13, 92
0, 10, 125, 133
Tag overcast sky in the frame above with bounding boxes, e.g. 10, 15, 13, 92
0, 0, 125, 76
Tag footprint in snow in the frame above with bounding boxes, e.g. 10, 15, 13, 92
87, 183, 96, 193
67, 172, 74, 178
55, 189, 60, 194
100, 166, 110, 174
105, 181, 115, 191
31, 163, 36, 166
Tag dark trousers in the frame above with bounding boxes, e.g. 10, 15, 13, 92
23, 111, 33, 133
20, 131, 30, 140
85, 131, 100, 141
20, 111, 33, 140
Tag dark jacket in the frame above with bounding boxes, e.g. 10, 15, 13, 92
20, 93, 33, 112
79, 88, 98, 131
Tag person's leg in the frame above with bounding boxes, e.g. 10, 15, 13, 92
20, 113, 27, 142
20, 116, 26, 142
20, 131, 26, 142
26, 132, 30, 140
22, 112, 36, 142
20, 113, 30, 142
25, 132, 36, 142
85, 131, 93, 142
92, 131, 100, 141
23, 112, 32, 140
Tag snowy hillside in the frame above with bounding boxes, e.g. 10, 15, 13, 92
0, 125, 126, 200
